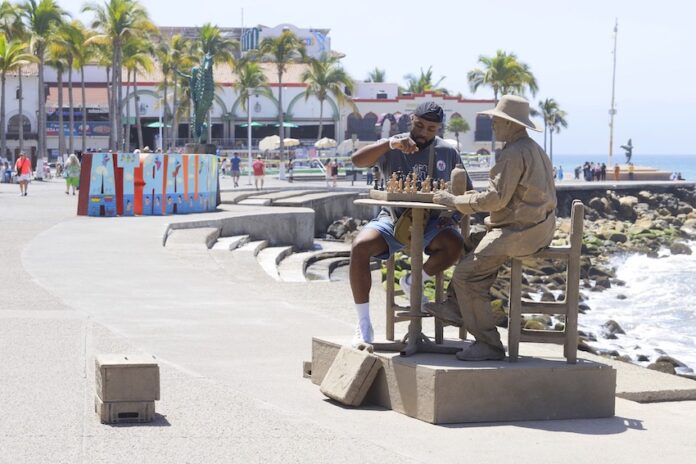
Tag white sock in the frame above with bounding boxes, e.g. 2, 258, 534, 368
406, 271, 432, 286
355, 303, 371, 324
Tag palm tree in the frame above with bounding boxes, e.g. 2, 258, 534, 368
301, 54, 355, 140
1, 0, 29, 159
52, 20, 88, 154
257, 29, 306, 179
234, 58, 269, 179
20, 0, 68, 161
403, 66, 448, 95
365, 67, 385, 83
537, 98, 558, 153
468, 50, 538, 153
548, 105, 568, 164
446, 116, 470, 153
165, 34, 190, 148
45, 47, 67, 157
83, 0, 156, 150
122, 36, 153, 150
0, 35, 35, 162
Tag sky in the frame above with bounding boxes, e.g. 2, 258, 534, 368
55, 0, 696, 156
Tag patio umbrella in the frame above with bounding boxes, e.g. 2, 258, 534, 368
145, 121, 171, 128
314, 137, 337, 149
259, 135, 280, 151
336, 138, 357, 155
282, 138, 301, 147
274, 122, 299, 128
240, 122, 265, 128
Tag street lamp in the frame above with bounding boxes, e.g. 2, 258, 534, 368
247, 89, 255, 185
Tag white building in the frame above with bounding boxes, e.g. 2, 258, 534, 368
1, 24, 496, 162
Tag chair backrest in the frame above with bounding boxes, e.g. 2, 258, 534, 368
569, 200, 584, 251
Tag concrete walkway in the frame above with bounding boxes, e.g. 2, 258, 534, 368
1, 178, 696, 464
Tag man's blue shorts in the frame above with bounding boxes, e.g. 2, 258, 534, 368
363, 212, 462, 260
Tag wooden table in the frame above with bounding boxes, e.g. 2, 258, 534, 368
354, 198, 461, 356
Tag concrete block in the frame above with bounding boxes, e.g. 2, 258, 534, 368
320, 345, 381, 407
303, 361, 312, 379
312, 336, 616, 423
95, 397, 155, 424
95, 354, 160, 402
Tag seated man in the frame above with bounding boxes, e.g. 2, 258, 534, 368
427, 95, 557, 361
349, 102, 469, 345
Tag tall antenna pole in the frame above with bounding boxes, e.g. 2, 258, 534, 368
608, 19, 618, 167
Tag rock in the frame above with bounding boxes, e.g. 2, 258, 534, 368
588, 197, 607, 214
578, 339, 600, 355
578, 303, 591, 313
636, 354, 650, 362
602, 319, 626, 336
524, 320, 545, 330
554, 322, 565, 331
619, 195, 639, 207
608, 232, 627, 243
615, 355, 632, 363
594, 276, 612, 289
578, 330, 597, 342
540, 291, 556, 302
616, 294, 627, 300
647, 362, 676, 375
669, 242, 692, 255
616, 203, 637, 222
656, 355, 687, 368
680, 218, 696, 237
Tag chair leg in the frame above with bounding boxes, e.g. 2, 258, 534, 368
386, 256, 395, 341
508, 258, 522, 362
434, 272, 444, 344
565, 254, 580, 364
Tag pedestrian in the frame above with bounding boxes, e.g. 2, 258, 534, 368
64, 154, 81, 195
252, 154, 265, 190
14, 152, 31, 196
600, 163, 607, 181
427, 95, 556, 361
325, 158, 337, 188
574, 165, 581, 180
557, 165, 564, 180
230, 153, 241, 187
366, 164, 374, 185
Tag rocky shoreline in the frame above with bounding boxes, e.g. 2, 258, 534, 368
325, 186, 696, 378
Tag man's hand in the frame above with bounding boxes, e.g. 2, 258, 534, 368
433, 190, 456, 208
388, 134, 418, 154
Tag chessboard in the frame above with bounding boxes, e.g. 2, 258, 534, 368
369, 190, 435, 203
368, 172, 447, 203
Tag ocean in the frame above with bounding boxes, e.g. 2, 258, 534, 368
580, 244, 696, 375
551, 154, 696, 181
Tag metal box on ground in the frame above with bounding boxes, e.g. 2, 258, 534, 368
320, 345, 381, 406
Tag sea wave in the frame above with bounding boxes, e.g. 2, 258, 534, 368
580, 241, 696, 375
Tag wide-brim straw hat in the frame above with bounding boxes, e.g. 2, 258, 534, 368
478, 94, 542, 132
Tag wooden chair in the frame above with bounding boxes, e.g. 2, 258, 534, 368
507, 200, 584, 364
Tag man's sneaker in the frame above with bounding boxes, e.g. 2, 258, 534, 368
456, 341, 505, 361
423, 300, 464, 327
399, 273, 429, 306
352, 322, 374, 347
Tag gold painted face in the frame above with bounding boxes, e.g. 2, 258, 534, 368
492, 116, 522, 141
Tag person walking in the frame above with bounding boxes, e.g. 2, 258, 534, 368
14, 152, 32, 196
64, 154, 81, 195
230, 153, 241, 187
252, 155, 265, 190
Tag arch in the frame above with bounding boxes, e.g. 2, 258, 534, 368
286, 92, 339, 120
120, 88, 160, 112
476, 148, 490, 155
229, 91, 280, 118
6, 113, 32, 133
451, 112, 462, 119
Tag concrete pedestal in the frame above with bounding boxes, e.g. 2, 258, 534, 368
312, 336, 616, 424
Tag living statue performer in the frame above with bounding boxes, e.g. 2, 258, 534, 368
176, 53, 215, 144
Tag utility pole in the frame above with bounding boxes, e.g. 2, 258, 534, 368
608, 19, 618, 167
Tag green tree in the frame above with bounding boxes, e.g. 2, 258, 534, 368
403, 66, 448, 95
122, 36, 153, 150
1, 0, 29, 158
468, 50, 538, 152
83, 0, 156, 150
0, 35, 35, 162
547, 104, 567, 163
161, 33, 190, 148
365, 67, 385, 83
301, 54, 355, 140
46, 44, 67, 157
446, 116, 470, 153
20, 0, 68, 160
257, 29, 306, 179
234, 58, 269, 176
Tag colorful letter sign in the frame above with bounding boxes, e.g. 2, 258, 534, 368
77, 152, 219, 217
